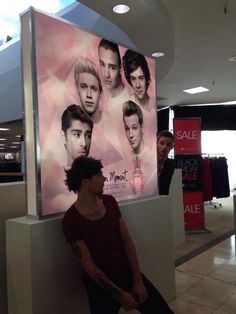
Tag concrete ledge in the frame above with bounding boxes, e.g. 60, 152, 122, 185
0, 182, 26, 314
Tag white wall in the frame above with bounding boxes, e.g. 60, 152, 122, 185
0, 182, 26, 314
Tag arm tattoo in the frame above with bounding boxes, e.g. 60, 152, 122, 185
70, 244, 122, 298
95, 271, 122, 299
71, 243, 81, 258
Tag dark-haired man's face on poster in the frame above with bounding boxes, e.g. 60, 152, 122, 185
98, 47, 120, 91
130, 66, 148, 101
62, 120, 92, 163
77, 72, 101, 116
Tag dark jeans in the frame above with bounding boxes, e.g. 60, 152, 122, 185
83, 273, 174, 314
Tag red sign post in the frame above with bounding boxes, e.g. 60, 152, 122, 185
183, 191, 204, 229
173, 117, 204, 230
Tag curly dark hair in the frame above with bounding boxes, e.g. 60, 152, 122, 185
65, 156, 103, 193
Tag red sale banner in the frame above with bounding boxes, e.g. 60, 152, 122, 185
183, 191, 204, 229
173, 118, 201, 154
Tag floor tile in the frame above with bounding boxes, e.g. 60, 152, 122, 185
180, 277, 236, 309
214, 293, 236, 313
175, 270, 202, 296
208, 257, 236, 284
176, 251, 227, 276
203, 239, 236, 260
169, 297, 214, 313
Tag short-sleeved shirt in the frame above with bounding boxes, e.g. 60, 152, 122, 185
62, 194, 131, 279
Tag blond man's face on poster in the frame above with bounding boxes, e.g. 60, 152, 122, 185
77, 72, 101, 116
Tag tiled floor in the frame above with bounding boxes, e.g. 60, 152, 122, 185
169, 235, 236, 313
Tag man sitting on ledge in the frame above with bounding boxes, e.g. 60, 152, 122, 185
62, 156, 173, 313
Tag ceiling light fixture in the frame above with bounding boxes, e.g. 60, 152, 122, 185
0, 138, 7, 140
152, 52, 165, 58
183, 87, 209, 94
112, 4, 130, 14
0, 128, 10, 131
229, 55, 236, 62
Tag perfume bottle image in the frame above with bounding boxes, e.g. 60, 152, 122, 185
130, 156, 144, 195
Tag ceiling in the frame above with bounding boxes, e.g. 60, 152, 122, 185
1, 0, 236, 153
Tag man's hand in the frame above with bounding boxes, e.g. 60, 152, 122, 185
132, 280, 148, 305
118, 291, 139, 311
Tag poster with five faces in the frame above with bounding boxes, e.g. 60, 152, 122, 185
33, 10, 157, 215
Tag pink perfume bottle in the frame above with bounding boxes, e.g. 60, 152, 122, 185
130, 156, 144, 195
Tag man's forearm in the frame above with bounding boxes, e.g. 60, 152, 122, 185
71, 242, 82, 258
94, 269, 123, 299
123, 238, 142, 283
70, 243, 123, 299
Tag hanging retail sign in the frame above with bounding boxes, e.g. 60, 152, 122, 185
173, 118, 201, 154
183, 191, 204, 229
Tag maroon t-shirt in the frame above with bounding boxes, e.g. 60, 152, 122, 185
62, 194, 131, 278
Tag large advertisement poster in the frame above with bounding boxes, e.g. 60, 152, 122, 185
33, 10, 157, 216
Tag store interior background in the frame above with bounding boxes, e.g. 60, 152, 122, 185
0, 0, 236, 299
0, 1, 236, 313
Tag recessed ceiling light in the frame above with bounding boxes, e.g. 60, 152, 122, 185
183, 87, 210, 94
0, 147, 5, 150
0, 128, 10, 131
10, 146, 18, 148
0, 143, 5, 146
112, 4, 130, 14
0, 138, 6, 140
12, 142, 20, 144
229, 55, 236, 62
152, 52, 165, 58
